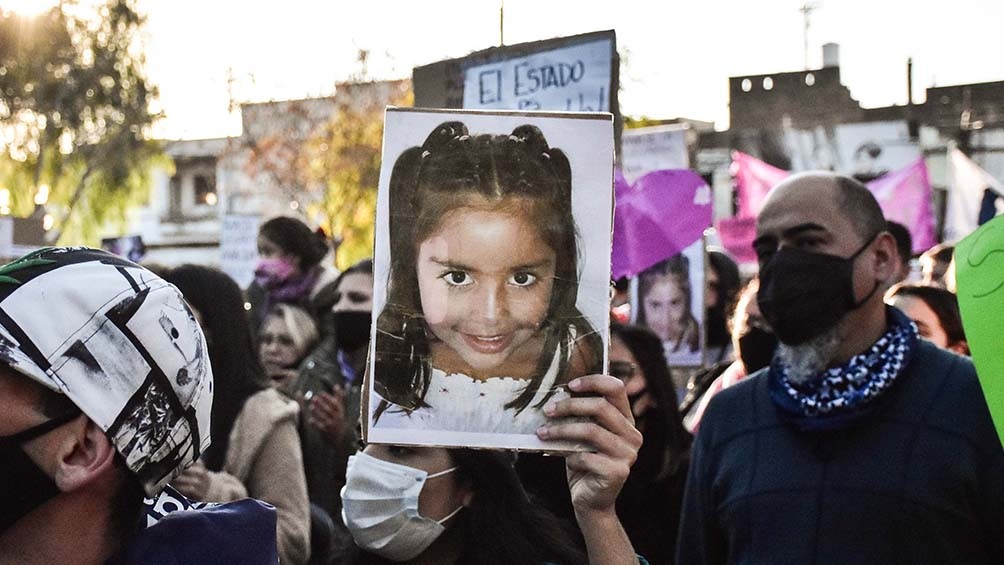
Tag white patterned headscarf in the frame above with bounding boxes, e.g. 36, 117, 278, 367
0, 247, 213, 495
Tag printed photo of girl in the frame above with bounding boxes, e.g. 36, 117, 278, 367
366, 109, 614, 450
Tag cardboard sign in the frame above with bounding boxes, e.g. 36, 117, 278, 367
365, 108, 614, 451
630, 239, 706, 368
220, 215, 261, 290
955, 215, 1004, 447
462, 38, 613, 113
621, 125, 689, 182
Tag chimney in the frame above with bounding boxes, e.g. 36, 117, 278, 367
822, 43, 840, 68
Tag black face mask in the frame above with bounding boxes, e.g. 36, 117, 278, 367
757, 237, 880, 345
737, 326, 778, 373
333, 311, 372, 352
0, 410, 79, 533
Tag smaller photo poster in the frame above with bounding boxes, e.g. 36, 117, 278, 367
631, 239, 706, 368
364, 107, 614, 451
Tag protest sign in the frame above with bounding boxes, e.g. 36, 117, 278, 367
955, 215, 1004, 447
365, 108, 614, 451
630, 239, 706, 368
220, 215, 261, 289
621, 125, 690, 182
462, 37, 613, 113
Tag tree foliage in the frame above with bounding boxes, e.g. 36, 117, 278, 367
0, 0, 163, 244
301, 81, 412, 270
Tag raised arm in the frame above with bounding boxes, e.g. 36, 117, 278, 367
538, 374, 645, 565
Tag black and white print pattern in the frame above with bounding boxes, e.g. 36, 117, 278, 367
0, 248, 213, 495
777, 317, 918, 417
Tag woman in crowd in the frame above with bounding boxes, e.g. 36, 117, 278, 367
704, 250, 741, 364
682, 279, 778, 433
167, 265, 311, 565
289, 259, 375, 535
336, 374, 644, 565
609, 323, 692, 565
259, 303, 320, 392
250, 216, 338, 328
886, 283, 969, 355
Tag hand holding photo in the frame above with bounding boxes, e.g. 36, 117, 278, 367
366, 108, 614, 451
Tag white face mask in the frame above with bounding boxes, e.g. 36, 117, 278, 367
340, 451, 464, 562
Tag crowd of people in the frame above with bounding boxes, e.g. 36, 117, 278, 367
2, 169, 1002, 564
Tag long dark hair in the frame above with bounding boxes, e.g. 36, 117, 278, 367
611, 323, 691, 479
163, 265, 267, 471
345, 449, 587, 565
374, 121, 603, 416
259, 216, 329, 271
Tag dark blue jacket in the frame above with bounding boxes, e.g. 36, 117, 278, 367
107, 486, 279, 564
676, 340, 1004, 564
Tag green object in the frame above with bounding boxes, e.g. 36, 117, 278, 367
955, 215, 1004, 447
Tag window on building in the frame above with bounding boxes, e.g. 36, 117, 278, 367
194, 174, 217, 206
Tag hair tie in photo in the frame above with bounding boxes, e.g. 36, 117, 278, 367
541, 152, 551, 160
508, 134, 524, 143
421, 150, 431, 159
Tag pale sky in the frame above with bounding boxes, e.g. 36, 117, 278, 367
75, 0, 1004, 139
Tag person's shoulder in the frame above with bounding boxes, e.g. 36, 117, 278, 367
696, 368, 769, 443
906, 342, 999, 448
242, 388, 300, 424
109, 492, 279, 564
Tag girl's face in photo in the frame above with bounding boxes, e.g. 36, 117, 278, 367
643, 275, 688, 341
416, 200, 556, 378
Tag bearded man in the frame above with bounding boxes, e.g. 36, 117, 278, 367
676, 173, 1004, 564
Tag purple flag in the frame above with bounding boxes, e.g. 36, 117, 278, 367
612, 169, 712, 279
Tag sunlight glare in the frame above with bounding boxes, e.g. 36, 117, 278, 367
1, 1, 59, 17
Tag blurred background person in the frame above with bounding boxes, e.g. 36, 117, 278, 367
682, 279, 777, 433
250, 216, 338, 330
259, 304, 319, 392
886, 220, 913, 283
289, 258, 374, 548
166, 265, 311, 565
886, 283, 969, 355
704, 249, 741, 364
609, 323, 693, 565
920, 243, 955, 289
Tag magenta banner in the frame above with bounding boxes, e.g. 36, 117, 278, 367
732, 150, 789, 218
722, 154, 935, 262
867, 157, 935, 253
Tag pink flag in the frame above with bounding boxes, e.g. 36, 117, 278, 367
720, 154, 935, 262
867, 157, 935, 253
731, 151, 789, 218
715, 216, 759, 265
